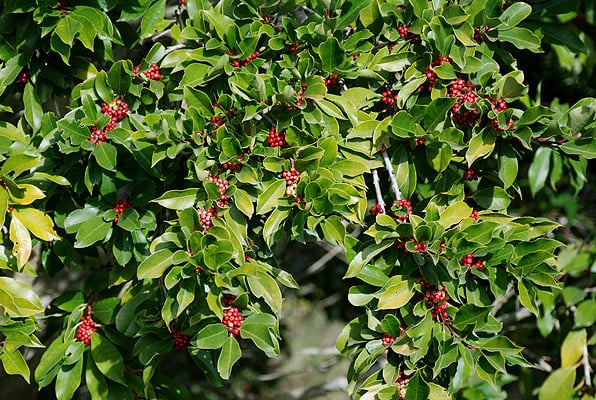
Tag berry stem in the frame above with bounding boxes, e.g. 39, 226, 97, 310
380, 143, 402, 201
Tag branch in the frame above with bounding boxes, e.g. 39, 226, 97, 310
380, 144, 402, 201
583, 341, 592, 388
164, 42, 187, 55
371, 169, 386, 212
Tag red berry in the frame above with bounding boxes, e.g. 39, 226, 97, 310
170, 328, 190, 350
382, 333, 395, 347
75, 312, 97, 346
266, 127, 287, 147
198, 206, 216, 232
222, 307, 243, 337
113, 200, 131, 222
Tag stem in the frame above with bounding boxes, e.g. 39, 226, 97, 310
380, 143, 402, 201
583, 342, 592, 388
372, 169, 386, 212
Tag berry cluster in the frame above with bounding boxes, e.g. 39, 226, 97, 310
208, 115, 225, 130
395, 370, 411, 399
133, 63, 162, 80
283, 167, 301, 197
463, 167, 479, 181
470, 209, 479, 221
287, 42, 299, 53
222, 293, 238, 307
413, 242, 427, 254
370, 203, 384, 216
89, 98, 129, 144
420, 56, 451, 92
75, 312, 97, 346
207, 175, 230, 207
324, 72, 339, 88
447, 78, 480, 126
474, 26, 491, 44
113, 200, 131, 223
397, 24, 420, 43
17, 70, 28, 83
487, 98, 513, 131
381, 90, 398, 106
394, 238, 412, 253
382, 333, 395, 347
460, 253, 484, 272
170, 328, 190, 350
392, 199, 412, 222
267, 127, 287, 147
288, 83, 310, 109
222, 307, 243, 337
222, 161, 242, 172
102, 98, 129, 121
421, 279, 449, 320
198, 206, 216, 232
381, 326, 404, 347
231, 50, 261, 67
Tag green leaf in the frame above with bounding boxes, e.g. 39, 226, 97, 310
497, 27, 541, 52
377, 278, 415, 310
196, 324, 229, 350
85, 357, 109, 400
318, 37, 344, 73
233, 188, 254, 218
74, 215, 111, 248
405, 373, 430, 400
137, 249, 175, 279
575, 300, 596, 328
0, 350, 30, 383
255, 179, 286, 215
332, 159, 370, 177
23, 83, 43, 134
560, 138, 596, 159
453, 304, 491, 331
90, 332, 126, 385
263, 208, 291, 247
345, 240, 394, 278
240, 318, 278, 357
438, 201, 473, 229
498, 142, 518, 189
538, 367, 575, 400
499, 2, 532, 27
153, 189, 201, 210
424, 98, 457, 133
108, 60, 132, 95
247, 271, 283, 313
528, 146, 551, 196
140, 0, 166, 39
466, 131, 496, 165
0, 277, 43, 317
217, 336, 241, 380
561, 329, 586, 368
471, 187, 511, 210
35, 336, 70, 388
92, 142, 117, 171
55, 16, 81, 46
92, 297, 120, 325
55, 359, 83, 400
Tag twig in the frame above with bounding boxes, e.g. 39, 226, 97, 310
583, 342, 592, 387
380, 143, 402, 201
371, 169, 386, 212
490, 284, 515, 316
164, 42, 187, 55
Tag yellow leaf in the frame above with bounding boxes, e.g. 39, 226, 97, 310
9, 216, 31, 268
12, 208, 60, 241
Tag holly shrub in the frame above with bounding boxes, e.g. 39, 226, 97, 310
0, 0, 595, 399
